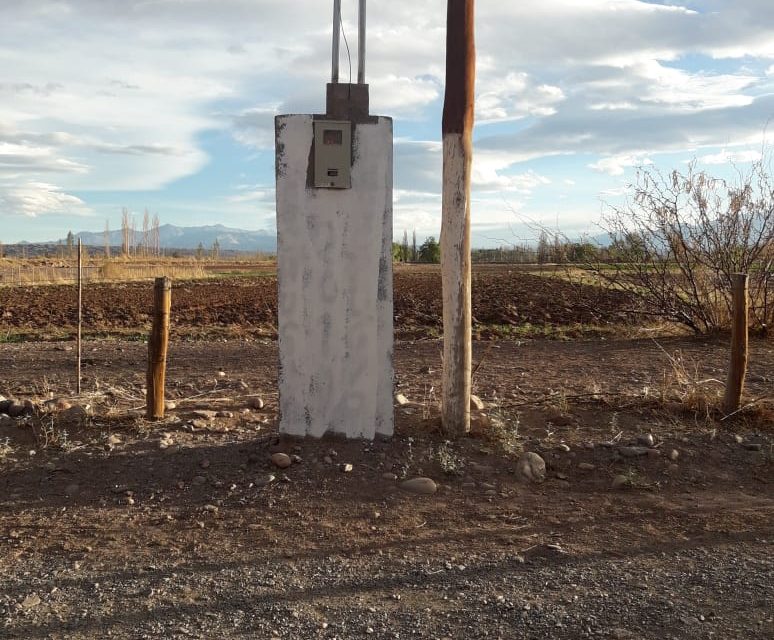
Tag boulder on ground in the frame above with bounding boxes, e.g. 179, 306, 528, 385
515, 452, 546, 483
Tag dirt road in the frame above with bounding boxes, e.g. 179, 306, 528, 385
0, 336, 772, 639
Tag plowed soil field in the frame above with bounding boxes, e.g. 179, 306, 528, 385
0, 265, 637, 340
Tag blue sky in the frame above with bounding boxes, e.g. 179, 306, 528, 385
1, 0, 774, 246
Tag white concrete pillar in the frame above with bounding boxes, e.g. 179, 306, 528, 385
275, 114, 393, 439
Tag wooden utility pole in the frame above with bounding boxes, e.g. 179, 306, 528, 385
723, 273, 749, 415
440, 0, 475, 436
146, 277, 172, 419
77, 239, 82, 395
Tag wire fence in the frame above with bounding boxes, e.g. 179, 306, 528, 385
0, 262, 208, 286
0, 265, 102, 286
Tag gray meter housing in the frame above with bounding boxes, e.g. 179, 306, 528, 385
313, 120, 351, 189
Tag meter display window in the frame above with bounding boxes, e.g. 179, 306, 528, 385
313, 120, 351, 188
323, 129, 343, 145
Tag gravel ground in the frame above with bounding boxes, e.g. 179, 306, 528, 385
1, 337, 772, 639
2, 533, 772, 639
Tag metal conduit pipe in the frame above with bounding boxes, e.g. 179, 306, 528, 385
358, 0, 366, 84
332, 0, 341, 83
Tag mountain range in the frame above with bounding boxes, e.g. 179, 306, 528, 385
62, 224, 277, 253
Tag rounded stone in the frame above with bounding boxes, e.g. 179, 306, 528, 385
515, 452, 546, 483
249, 397, 265, 410
637, 434, 655, 447
470, 394, 485, 411
399, 477, 437, 495
271, 453, 292, 469
612, 474, 629, 489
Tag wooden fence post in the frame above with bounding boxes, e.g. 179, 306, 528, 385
723, 273, 748, 415
146, 277, 172, 419
77, 239, 82, 395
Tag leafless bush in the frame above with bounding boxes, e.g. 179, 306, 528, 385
592, 159, 774, 334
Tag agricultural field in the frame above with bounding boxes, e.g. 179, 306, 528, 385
0, 263, 772, 639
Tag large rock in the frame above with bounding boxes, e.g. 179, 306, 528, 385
400, 477, 437, 495
515, 452, 546, 483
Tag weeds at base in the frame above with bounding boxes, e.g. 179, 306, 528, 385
435, 441, 466, 476
0, 438, 12, 459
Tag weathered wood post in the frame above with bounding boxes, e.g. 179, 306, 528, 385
723, 272, 749, 415
146, 277, 172, 419
441, 0, 475, 436
77, 239, 82, 395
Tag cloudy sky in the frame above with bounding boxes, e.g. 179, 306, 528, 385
1, 0, 774, 246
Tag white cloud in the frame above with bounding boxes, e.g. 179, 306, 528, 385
1, 0, 774, 243
0, 182, 90, 217
589, 102, 637, 111
473, 153, 551, 193
632, 61, 757, 111
589, 154, 653, 176
231, 107, 281, 150
369, 75, 440, 115
477, 71, 564, 122
697, 149, 762, 165
0, 142, 88, 175
226, 187, 274, 204
599, 185, 631, 198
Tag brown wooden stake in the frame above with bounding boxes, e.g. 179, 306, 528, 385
723, 273, 749, 415
441, 0, 475, 436
77, 239, 82, 395
147, 277, 172, 419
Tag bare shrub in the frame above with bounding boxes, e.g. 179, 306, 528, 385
592, 159, 774, 334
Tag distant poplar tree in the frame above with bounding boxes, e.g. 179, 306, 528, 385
142, 209, 150, 257
121, 208, 131, 256
104, 220, 111, 258
152, 214, 161, 256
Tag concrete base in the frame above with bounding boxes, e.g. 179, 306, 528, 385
275, 114, 393, 439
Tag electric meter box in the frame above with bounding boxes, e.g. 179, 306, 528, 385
313, 120, 352, 189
